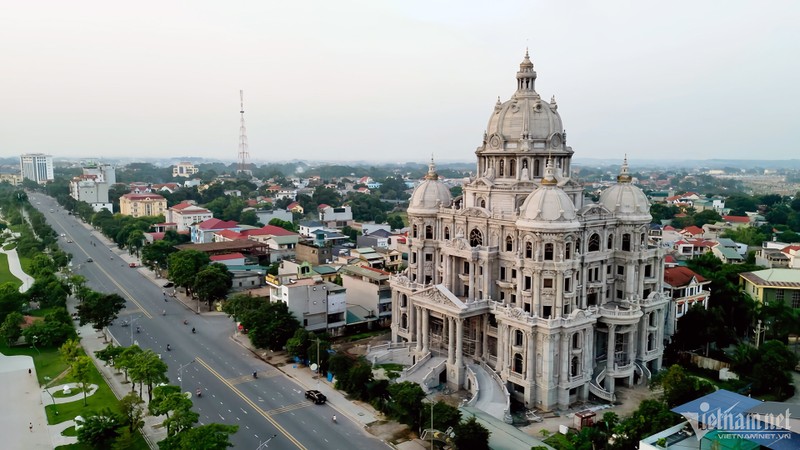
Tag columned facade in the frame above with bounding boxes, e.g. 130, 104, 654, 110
389, 52, 670, 411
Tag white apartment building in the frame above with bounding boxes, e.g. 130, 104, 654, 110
20, 153, 54, 184
173, 162, 199, 178
265, 275, 347, 334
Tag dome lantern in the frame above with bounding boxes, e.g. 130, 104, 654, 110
516, 49, 538, 95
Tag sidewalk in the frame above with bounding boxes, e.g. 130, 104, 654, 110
68, 301, 167, 449
0, 245, 35, 293
229, 332, 383, 429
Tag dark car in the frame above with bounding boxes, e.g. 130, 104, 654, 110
86, 258, 93, 263
305, 390, 327, 404
162, 282, 174, 288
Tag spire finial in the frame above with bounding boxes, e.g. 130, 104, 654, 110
425, 155, 439, 180
541, 153, 557, 186
617, 155, 632, 183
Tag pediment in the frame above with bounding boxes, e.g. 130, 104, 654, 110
459, 207, 490, 218
472, 178, 495, 188
578, 203, 612, 217
416, 285, 467, 311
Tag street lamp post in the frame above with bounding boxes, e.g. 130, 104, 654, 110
256, 434, 278, 450
177, 360, 196, 393
32, 335, 40, 355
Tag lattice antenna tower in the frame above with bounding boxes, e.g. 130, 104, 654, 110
237, 89, 251, 174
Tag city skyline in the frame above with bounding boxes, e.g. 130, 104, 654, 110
1, 1, 798, 163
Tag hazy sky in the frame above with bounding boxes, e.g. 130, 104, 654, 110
2, 1, 798, 164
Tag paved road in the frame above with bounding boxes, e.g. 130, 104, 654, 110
31, 193, 388, 450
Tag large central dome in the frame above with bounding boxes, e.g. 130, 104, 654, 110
483, 50, 566, 152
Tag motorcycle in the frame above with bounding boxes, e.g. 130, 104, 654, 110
166, 344, 171, 351
191, 328, 196, 334
253, 371, 258, 379
196, 389, 202, 398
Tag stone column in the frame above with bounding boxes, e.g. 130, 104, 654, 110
448, 317, 455, 365
474, 317, 482, 359
468, 260, 475, 300
482, 259, 490, 299
526, 331, 535, 383
532, 270, 540, 314
560, 331, 569, 381
456, 318, 464, 367
605, 324, 616, 391
556, 271, 564, 316
639, 261, 646, 295
639, 315, 647, 358
416, 307, 423, 352
422, 308, 429, 353
496, 324, 505, 371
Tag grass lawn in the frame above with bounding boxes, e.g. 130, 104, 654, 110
45, 358, 122, 425
53, 386, 90, 398
0, 342, 69, 386
0, 252, 23, 288
18, 254, 33, 277
61, 425, 77, 436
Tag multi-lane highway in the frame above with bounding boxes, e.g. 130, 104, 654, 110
30, 193, 388, 450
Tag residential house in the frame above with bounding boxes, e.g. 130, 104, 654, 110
152, 183, 181, 194
663, 266, 711, 337
255, 208, 293, 226
740, 268, 800, 308
173, 162, 199, 178
312, 229, 349, 247
340, 265, 392, 326
673, 238, 714, 260
711, 242, 744, 264
357, 228, 392, 249
166, 202, 214, 232
356, 222, 391, 236
191, 218, 240, 244
286, 201, 303, 214
318, 205, 353, 229
119, 193, 167, 218
679, 226, 704, 239
349, 247, 387, 269
70, 175, 112, 213
299, 220, 324, 238
277, 189, 297, 201
721, 215, 751, 228
295, 242, 333, 266
264, 275, 347, 334
210, 252, 247, 266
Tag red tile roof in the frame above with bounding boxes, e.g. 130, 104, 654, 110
723, 215, 750, 223
682, 226, 704, 236
198, 218, 239, 230
664, 266, 707, 287
121, 193, 165, 200
210, 252, 245, 261
259, 225, 297, 236
781, 245, 800, 254
215, 229, 244, 240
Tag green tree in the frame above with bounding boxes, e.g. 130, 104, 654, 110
246, 301, 300, 350
77, 409, 124, 450
77, 292, 126, 340
163, 405, 199, 437
168, 250, 211, 291
221, 293, 267, 324
286, 328, 311, 360
119, 391, 145, 433
0, 282, 27, 323
386, 381, 425, 427
453, 416, 490, 450
72, 356, 94, 406
650, 365, 715, 408
0, 311, 24, 345
194, 264, 233, 308
59, 338, 83, 365
387, 215, 404, 231
22, 320, 76, 347
239, 210, 260, 226
129, 349, 169, 401
95, 344, 125, 372
157, 423, 239, 450
142, 240, 179, 273
117, 345, 143, 384
268, 218, 296, 232
422, 401, 462, 432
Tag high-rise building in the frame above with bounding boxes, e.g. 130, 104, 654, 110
388, 52, 670, 412
19, 153, 54, 184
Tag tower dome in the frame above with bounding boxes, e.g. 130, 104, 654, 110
599, 157, 651, 220
483, 50, 566, 152
408, 158, 452, 215
516, 157, 579, 230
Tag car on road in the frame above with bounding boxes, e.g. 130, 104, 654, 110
163, 282, 174, 288
305, 390, 327, 404
66, 239, 73, 243
86, 258, 93, 263
129, 262, 137, 268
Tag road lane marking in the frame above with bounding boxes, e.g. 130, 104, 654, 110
72, 239, 153, 318
228, 370, 279, 385
265, 402, 311, 416
195, 357, 306, 450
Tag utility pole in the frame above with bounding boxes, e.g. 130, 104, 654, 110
755, 320, 767, 349
177, 360, 196, 393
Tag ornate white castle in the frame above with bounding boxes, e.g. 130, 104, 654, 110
389, 51, 669, 411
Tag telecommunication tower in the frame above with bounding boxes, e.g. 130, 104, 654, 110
236, 89, 251, 175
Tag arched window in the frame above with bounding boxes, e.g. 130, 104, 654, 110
444, 227, 450, 240
499, 160, 505, 177
544, 243, 554, 260
400, 294, 407, 308
649, 312, 657, 327
565, 242, 572, 260
509, 159, 516, 177
641, 233, 646, 245
412, 225, 418, 238
480, 199, 486, 208
525, 242, 533, 258
513, 353, 523, 374
573, 333, 581, 349
425, 225, 433, 239
576, 238, 581, 253
607, 235, 614, 250
505, 235, 513, 252
515, 330, 524, 346
571, 356, 580, 377
534, 159, 541, 177
469, 229, 483, 247
647, 333, 655, 351
588, 233, 600, 252
622, 233, 631, 251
